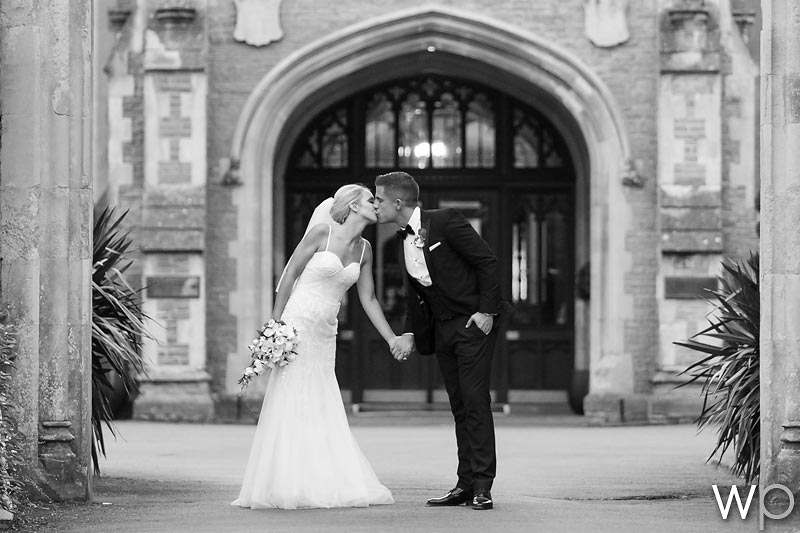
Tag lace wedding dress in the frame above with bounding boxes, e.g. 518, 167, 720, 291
232, 230, 394, 510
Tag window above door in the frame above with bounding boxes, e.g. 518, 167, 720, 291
290, 75, 570, 174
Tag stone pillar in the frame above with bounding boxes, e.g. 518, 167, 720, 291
0, 0, 93, 499
651, 0, 723, 421
760, 0, 800, 506
132, 0, 213, 421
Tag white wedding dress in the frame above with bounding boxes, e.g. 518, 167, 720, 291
232, 230, 394, 510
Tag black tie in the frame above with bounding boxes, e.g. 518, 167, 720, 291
404, 225, 415, 236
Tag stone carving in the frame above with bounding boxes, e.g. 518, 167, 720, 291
621, 158, 644, 187
233, 0, 284, 47
583, 0, 630, 48
660, 0, 720, 72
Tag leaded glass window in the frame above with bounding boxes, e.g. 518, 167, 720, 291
292, 106, 348, 169
364, 77, 496, 169
465, 94, 495, 168
398, 91, 430, 169
513, 107, 566, 168
290, 77, 567, 172
511, 194, 571, 325
365, 93, 395, 168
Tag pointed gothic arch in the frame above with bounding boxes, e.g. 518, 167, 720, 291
227, 6, 636, 401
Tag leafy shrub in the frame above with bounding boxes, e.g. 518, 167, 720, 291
0, 309, 28, 519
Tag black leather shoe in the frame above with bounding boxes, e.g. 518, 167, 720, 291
426, 487, 473, 506
471, 489, 493, 510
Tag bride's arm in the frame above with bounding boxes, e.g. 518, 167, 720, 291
356, 241, 396, 345
272, 224, 327, 320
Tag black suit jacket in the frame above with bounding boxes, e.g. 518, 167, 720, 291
398, 208, 506, 355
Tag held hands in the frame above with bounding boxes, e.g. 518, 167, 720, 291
389, 334, 415, 362
466, 312, 493, 335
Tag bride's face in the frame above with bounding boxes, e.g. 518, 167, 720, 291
355, 189, 378, 224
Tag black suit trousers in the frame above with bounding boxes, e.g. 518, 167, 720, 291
434, 314, 498, 492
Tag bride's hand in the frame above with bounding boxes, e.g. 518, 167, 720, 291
388, 335, 411, 361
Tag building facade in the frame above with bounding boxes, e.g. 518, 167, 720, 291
95, 0, 761, 422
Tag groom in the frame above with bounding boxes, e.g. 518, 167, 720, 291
374, 171, 507, 511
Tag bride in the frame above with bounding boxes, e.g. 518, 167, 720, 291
232, 184, 404, 510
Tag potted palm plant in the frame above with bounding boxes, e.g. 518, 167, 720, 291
92, 207, 151, 472
676, 252, 759, 483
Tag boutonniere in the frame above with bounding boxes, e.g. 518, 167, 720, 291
413, 227, 428, 248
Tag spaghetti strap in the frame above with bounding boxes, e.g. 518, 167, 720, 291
358, 238, 367, 265
324, 223, 332, 251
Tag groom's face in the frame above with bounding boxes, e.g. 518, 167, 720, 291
373, 185, 399, 225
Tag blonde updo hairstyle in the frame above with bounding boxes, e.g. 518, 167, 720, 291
330, 184, 367, 224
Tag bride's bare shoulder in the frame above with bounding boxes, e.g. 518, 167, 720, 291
303, 223, 330, 247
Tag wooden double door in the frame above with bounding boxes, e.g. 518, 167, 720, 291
285, 182, 575, 405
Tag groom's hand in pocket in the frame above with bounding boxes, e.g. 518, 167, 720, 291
466, 312, 493, 335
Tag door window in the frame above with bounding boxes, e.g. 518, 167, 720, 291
511, 194, 572, 326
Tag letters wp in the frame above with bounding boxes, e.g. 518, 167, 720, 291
712, 485, 756, 519
712, 484, 795, 530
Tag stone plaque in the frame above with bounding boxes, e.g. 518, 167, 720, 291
157, 345, 190, 366
142, 253, 205, 373
153, 73, 192, 92
145, 72, 206, 188
146, 276, 200, 298
664, 276, 718, 299
658, 74, 721, 188
158, 161, 192, 184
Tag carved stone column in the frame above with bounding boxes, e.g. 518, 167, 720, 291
0, 0, 93, 499
760, 0, 800, 509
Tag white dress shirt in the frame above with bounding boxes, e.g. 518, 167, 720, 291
403, 207, 432, 287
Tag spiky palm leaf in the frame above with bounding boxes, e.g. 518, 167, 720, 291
92, 207, 151, 473
676, 252, 759, 483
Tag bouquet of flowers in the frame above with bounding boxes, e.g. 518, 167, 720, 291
238, 319, 300, 391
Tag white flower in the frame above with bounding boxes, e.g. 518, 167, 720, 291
244, 367, 256, 377
274, 336, 286, 345
284, 341, 293, 352
263, 320, 280, 336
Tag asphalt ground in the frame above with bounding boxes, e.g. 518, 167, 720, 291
20, 414, 800, 532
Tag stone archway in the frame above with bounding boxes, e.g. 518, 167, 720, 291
228, 6, 635, 408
